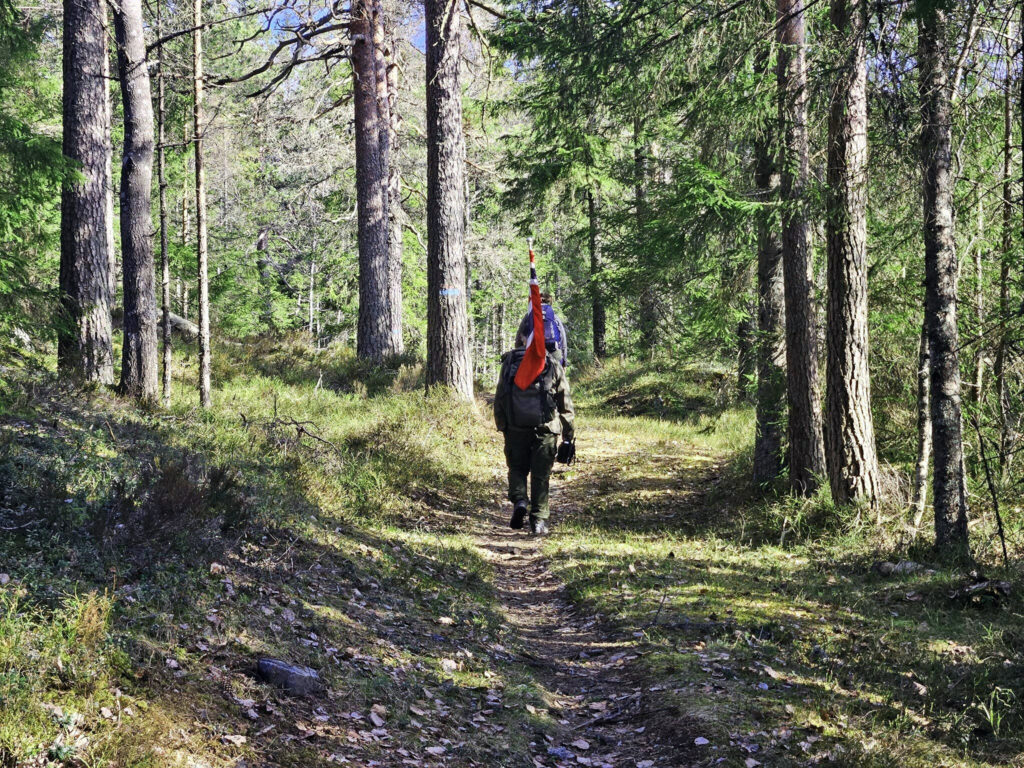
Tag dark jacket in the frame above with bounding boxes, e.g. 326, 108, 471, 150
494, 349, 575, 439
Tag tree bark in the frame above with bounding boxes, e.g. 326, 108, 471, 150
193, 0, 211, 408
970, 196, 984, 407
156, 0, 171, 406
385, 24, 404, 354
256, 226, 275, 330
994, 30, 1016, 470
59, 0, 114, 384
353, 0, 402, 360
425, 0, 473, 398
115, 0, 159, 403
824, 0, 879, 506
634, 116, 659, 356
588, 188, 607, 359
911, 319, 931, 527
918, 5, 968, 554
753, 126, 787, 486
777, 0, 826, 495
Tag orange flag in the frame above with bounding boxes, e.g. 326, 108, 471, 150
513, 240, 547, 390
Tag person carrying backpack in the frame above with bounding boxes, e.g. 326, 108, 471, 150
515, 292, 568, 368
494, 344, 575, 535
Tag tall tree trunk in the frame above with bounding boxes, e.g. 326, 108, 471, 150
156, 0, 171, 406
753, 126, 787, 486
353, 0, 402, 360
587, 188, 607, 359
911, 320, 932, 527
969, 196, 985, 407
114, 0, 159, 402
918, 5, 968, 554
59, 0, 114, 384
824, 0, 879, 506
308, 260, 315, 334
256, 226, 275, 330
103, 25, 115, 315
385, 25, 404, 354
425, 0, 473, 398
193, 0, 211, 408
994, 31, 1016, 470
634, 115, 659, 356
777, 0, 826, 495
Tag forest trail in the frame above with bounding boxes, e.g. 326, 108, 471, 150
472, 424, 706, 768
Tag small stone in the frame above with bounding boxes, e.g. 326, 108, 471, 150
694, 737, 710, 746
0, 574, 10, 585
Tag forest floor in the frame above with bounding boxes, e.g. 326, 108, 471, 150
2, 343, 1023, 768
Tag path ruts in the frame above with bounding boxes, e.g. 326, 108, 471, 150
474, 475, 682, 768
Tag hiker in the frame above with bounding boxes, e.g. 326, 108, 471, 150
494, 342, 575, 536
515, 292, 568, 368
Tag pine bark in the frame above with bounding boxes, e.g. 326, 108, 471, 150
425, 0, 473, 398
911, 320, 931, 527
193, 0, 211, 408
777, 0, 826, 495
634, 118, 659, 355
353, 0, 402, 360
385, 26, 404, 354
115, 0, 159, 402
918, 6, 968, 553
588, 188, 607, 359
824, 0, 879, 506
753, 128, 787, 486
59, 0, 114, 384
994, 32, 1016, 469
157, 1, 171, 406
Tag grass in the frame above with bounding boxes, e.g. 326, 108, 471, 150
544, 360, 1024, 768
0, 337, 534, 767
1, 346, 1021, 767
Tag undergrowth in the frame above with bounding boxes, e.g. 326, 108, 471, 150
546, 359, 1024, 768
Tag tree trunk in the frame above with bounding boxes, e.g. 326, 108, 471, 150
385, 24, 404, 355
918, 5, 968, 554
911, 320, 931, 527
777, 0, 826, 495
156, 0, 171, 407
634, 116, 659, 356
308, 260, 315, 334
994, 32, 1016, 470
256, 226, 275, 330
114, 0, 159, 403
970, 196, 985, 407
193, 0, 211, 408
353, 0, 402, 360
425, 0, 473, 399
59, 0, 114, 384
588, 188, 607, 359
824, 0, 879, 506
753, 126, 787, 486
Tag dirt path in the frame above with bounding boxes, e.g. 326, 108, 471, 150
473, 451, 689, 768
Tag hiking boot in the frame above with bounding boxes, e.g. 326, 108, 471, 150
529, 516, 549, 536
509, 501, 528, 530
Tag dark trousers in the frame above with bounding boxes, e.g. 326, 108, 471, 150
503, 429, 558, 519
